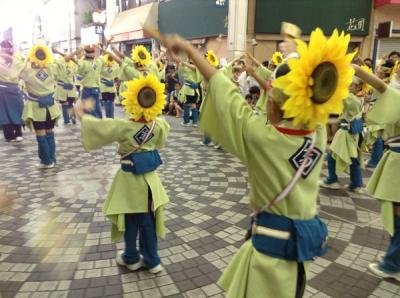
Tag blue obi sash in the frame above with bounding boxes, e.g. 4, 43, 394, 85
251, 212, 328, 262
121, 150, 162, 175
57, 80, 74, 90
28, 93, 55, 108
184, 80, 200, 90
340, 118, 363, 135
389, 146, 400, 153
101, 78, 114, 87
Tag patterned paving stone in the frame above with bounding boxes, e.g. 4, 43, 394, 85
1, 107, 400, 297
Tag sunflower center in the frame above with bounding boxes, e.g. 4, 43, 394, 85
138, 87, 156, 108
311, 61, 338, 104
35, 49, 46, 61
138, 51, 146, 59
210, 55, 215, 62
277, 56, 282, 64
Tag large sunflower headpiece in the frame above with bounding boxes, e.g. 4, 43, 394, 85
132, 45, 151, 66
272, 51, 284, 66
205, 50, 219, 67
390, 60, 399, 81
28, 44, 53, 68
272, 28, 356, 129
103, 54, 115, 66
157, 60, 164, 72
121, 74, 165, 122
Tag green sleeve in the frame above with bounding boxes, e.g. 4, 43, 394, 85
77, 60, 86, 76
256, 65, 272, 81
221, 64, 233, 78
155, 118, 170, 149
200, 71, 253, 163
367, 86, 400, 125
81, 115, 123, 150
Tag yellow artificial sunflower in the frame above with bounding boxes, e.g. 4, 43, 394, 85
390, 60, 399, 81
360, 65, 373, 93
103, 54, 115, 67
205, 50, 219, 67
272, 28, 356, 129
132, 45, 151, 66
28, 44, 53, 68
157, 60, 164, 72
272, 51, 284, 65
121, 74, 165, 122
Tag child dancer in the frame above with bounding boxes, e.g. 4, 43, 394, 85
21, 44, 61, 168
351, 65, 400, 282
152, 27, 355, 298
99, 54, 119, 118
320, 77, 365, 192
74, 73, 169, 274
52, 49, 78, 124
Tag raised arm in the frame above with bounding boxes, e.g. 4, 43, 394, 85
245, 63, 268, 91
353, 64, 386, 94
110, 45, 126, 60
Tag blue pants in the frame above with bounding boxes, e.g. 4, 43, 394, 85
325, 153, 363, 189
380, 215, 400, 273
61, 103, 70, 124
37, 135, 52, 165
81, 87, 102, 118
103, 100, 114, 118
183, 104, 198, 124
367, 137, 384, 167
123, 212, 160, 269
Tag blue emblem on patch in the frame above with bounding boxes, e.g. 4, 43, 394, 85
289, 138, 322, 178
93, 63, 97, 70
133, 125, 154, 145
107, 67, 113, 73
36, 69, 48, 81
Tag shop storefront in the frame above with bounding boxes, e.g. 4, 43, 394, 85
109, 2, 158, 55
250, 0, 373, 61
158, 0, 229, 59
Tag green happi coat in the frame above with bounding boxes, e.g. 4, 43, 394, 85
0, 53, 25, 84
21, 63, 61, 129
178, 65, 199, 97
366, 89, 386, 146
254, 65, 272, 115
200, 71, 327, 298
99, 60, 119, 94
118, 57, 158, 100
329, 93, 363, 174
77, 58, 101, 88
80, 115, 170, 241
53, 59, 77, 101
366, 86, 400, 236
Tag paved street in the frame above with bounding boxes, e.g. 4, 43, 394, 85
0, 108, 399, 298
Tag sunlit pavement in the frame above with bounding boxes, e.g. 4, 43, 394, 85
0, 107, 399, 298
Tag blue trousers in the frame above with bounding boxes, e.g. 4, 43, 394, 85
61, 103, 70, 124
37, 135, 52, 165
123, 212, 160, 269
380, 215, 400, 273
46, 132, 56, 164
103, 100, 114, 118
368, 137, 384, 167
81, 87, 102, 118
325, 153, 363, 189
183, 104, 198, 124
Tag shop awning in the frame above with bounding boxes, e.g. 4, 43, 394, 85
375, 0, 400, 7
110, 2, 158, 42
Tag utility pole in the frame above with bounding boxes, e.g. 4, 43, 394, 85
227, 0, 248, 58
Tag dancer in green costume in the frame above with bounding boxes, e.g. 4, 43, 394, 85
22, 44, 61, 169
75, 72, 169, 274
351, 65, 400, 281
151, 27, 355, 297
